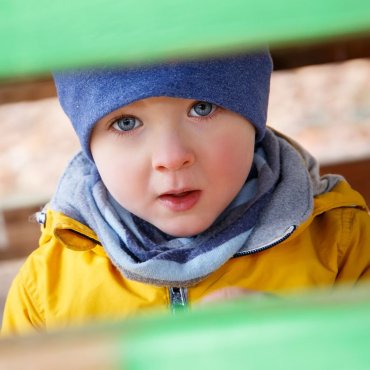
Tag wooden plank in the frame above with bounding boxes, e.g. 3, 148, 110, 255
0, 206, 41, 260
0, 77, 56, 104
0, 0, 370, 78
272, 35, 370, 69
0, 286, 370, 369
321, 158, 370, 207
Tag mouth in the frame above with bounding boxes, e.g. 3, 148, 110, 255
158, 189, 201, 212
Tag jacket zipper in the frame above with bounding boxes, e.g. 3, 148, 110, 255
167, 227, 294, 312
169, 287, 188, 313
234, 225, 296, 257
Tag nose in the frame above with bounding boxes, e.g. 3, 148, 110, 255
152, 130, 195, 172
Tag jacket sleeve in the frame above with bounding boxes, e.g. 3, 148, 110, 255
336, 206, 370, 284
1, 263, 45, 336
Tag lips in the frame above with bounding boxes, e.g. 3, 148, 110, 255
158, 190, 201, 212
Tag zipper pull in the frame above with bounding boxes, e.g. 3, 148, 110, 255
169, 287, 188, 314
36, 211, 47, 226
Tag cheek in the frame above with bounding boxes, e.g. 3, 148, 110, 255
92, 146, 145, 206
102, 164, 145, 209
208, 131, 255, 180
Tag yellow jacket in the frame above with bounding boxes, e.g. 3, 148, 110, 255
2, 180, 370, 335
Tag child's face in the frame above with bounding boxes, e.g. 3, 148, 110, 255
90, 97, 255, 237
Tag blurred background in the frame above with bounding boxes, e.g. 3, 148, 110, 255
1, 39, 370, 325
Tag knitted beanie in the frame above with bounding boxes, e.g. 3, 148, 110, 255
53, 50, 273, 159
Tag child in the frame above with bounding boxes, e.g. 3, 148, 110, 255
2, 50, 370, 335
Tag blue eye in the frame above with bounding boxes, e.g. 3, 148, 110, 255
189, 101, 216, 117
112, 116, 142, 132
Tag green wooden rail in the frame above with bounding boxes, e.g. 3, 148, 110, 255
1, 0, 370, 78
0, 286, 370, 369
121, 288, 370, 370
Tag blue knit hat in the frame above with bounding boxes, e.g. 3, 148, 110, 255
53, 50, 273, 159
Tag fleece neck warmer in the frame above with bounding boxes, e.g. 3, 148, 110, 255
49, 135, 279, 287
49, 129, 341, 287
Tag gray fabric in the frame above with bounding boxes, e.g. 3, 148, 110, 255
240, 130, 342, 254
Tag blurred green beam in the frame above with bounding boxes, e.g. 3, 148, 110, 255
0, 286, 370, 369
122, 288, 370, 370
1, 0, 370, 78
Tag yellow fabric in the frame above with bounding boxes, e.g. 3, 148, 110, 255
2, 180, 370, 336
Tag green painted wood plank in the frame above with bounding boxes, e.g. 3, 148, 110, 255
0, 286, 369, 369
120, 287, 370, 370
1, 0, 370, 78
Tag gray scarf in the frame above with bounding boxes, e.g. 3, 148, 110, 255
49, 129, 339, 286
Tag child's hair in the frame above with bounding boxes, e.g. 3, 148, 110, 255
53, 50, 273, 159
